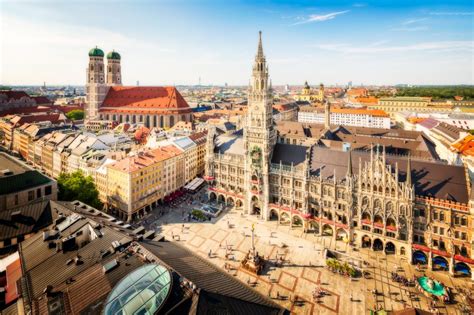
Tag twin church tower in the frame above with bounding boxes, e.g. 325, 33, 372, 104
85, 47, 122, 121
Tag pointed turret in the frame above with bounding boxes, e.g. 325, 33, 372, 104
406, 154, 412, 186
347, 149, 353, 177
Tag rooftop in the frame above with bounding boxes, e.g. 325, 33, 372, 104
13, 200, 286, 314
0, 153, 53, 195
101, 86, 191, 111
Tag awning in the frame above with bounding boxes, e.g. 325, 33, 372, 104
184, 177, 205, 191
454, 255, 474, 264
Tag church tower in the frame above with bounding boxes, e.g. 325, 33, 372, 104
86, 47, 109, 121
106, 50, 122, 85
319, 83, 325, 101
324, 100, 331, 129
243, 31, 277, 219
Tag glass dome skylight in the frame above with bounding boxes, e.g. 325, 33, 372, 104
104, 264, 172, 315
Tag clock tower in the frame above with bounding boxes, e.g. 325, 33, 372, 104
243, 31, 277, 219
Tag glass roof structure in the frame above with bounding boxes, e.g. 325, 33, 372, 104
104, 264, 172, 315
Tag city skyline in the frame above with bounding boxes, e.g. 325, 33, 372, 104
1, 0, 473, 86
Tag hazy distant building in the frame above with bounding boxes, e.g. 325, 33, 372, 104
298, 106, 390, 129
294, 81, 324, 103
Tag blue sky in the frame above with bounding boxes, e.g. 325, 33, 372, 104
1, 0, 473, 86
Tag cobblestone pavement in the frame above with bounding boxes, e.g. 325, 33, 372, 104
138, 192, 473, 315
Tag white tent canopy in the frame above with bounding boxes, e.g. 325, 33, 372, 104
184, 177, 205, 191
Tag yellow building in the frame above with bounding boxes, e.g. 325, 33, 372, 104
189, 131, 208, 177
294, 81, 324, 103
370, 97, 453, 116
106, 145, 182, 222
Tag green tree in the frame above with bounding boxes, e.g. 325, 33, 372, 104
57, 170, 102, 209
66, 109, 85, 121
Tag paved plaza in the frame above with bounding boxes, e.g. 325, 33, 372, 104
138, 191, 473, 315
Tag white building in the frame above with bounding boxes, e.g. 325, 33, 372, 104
395, 111, 474, 131
298, 106, 390, 129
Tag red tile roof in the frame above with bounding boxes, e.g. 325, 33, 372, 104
101, 86, 190, 110
0, 105, 82, 116
5, 258, 21, 304
0, 90, 30, 100
31, 96, 52, 105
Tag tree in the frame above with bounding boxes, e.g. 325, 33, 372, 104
66, 109, 85, 121
57, 170, 102, 209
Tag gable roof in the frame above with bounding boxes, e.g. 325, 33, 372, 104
101, 86, 191, 111
271, 143, 308, 167
309, 147, 469, 203
0, 200, 53, 242
141, 241, 286, 314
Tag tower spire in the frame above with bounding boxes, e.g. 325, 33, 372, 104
406, 154, 412, 186
257, 31, 264, 58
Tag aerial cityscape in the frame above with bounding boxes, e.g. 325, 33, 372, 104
0, 1, 473, 314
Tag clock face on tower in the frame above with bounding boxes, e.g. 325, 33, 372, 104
250, 146, 262, 168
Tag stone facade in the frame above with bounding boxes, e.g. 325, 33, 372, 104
205, 33, 474, 280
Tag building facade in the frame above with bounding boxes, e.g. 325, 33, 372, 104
372, 97, 453, 116
205, 33, 474, 279
294, 82, 324, 103
0, 153, 57, 211
298, 106, 391, 129
85, 47, 193, 129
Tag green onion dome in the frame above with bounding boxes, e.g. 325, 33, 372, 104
107, 50, 121, 60
89, 46, 104, 57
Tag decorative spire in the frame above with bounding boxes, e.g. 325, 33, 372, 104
347, 149, 353, 177
406, 154, 412, 186
257, 31, 264, 58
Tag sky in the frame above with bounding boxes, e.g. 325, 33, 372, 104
1, 0, 473, 86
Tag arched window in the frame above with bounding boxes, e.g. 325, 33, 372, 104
400, 205, 405, 216
170, 116, 175, 127
160, 116, 164, 127
362, 196, 369, 207
386, 202, 393, 212
374, 199, 381, 210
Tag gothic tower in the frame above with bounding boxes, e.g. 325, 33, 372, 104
243, 31, 277, 219
86, 47, 109, 121
106, 50, 122, 85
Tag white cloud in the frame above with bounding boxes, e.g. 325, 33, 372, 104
293, 10, 349, 25
391, 26, 429, 32
317, 41, 474, 54
401, 18, 428, 25
429, 11, 473, 16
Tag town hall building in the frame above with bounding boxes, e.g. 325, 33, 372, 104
205, 32, 474, 279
